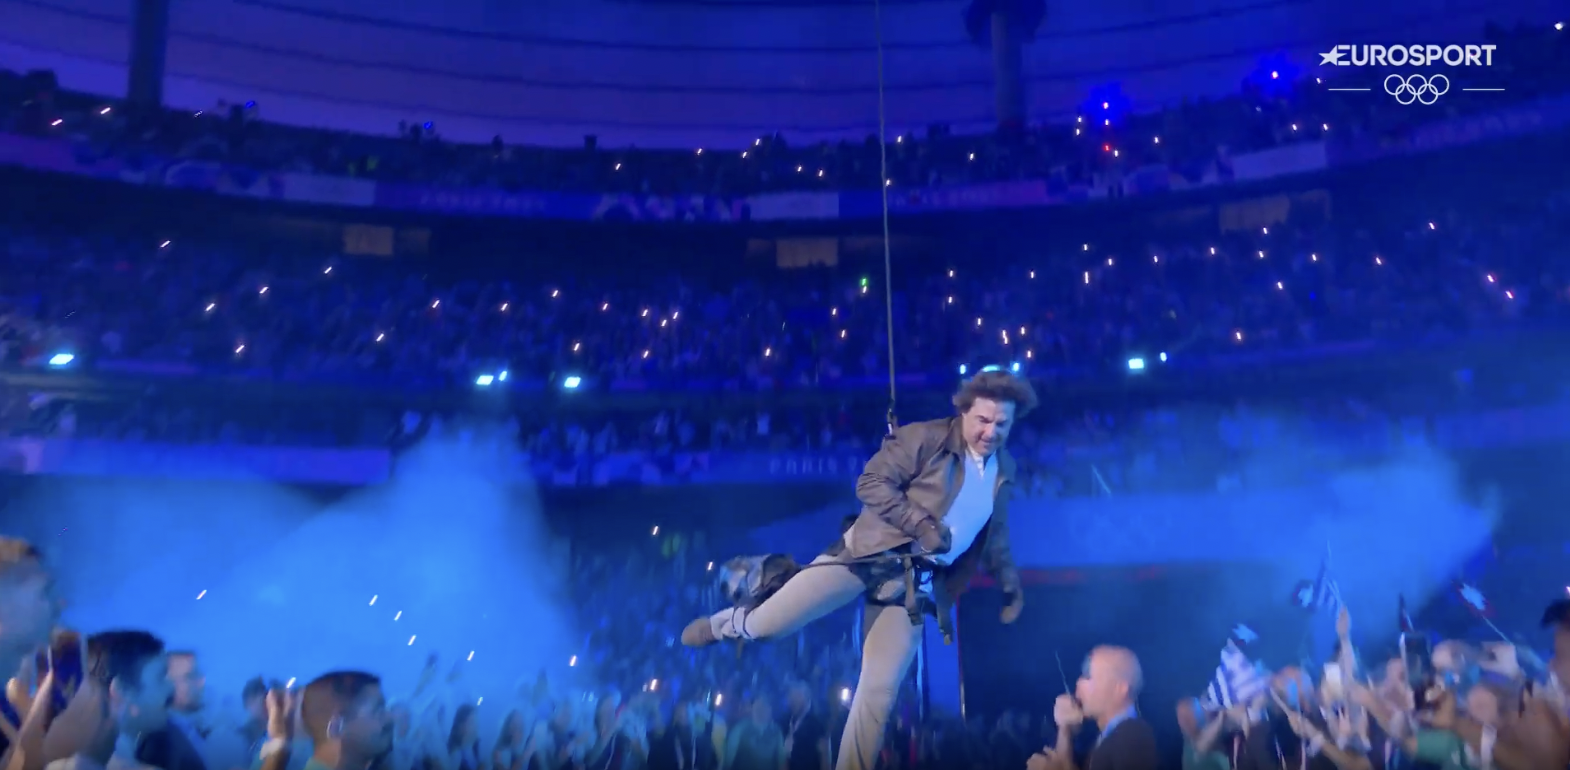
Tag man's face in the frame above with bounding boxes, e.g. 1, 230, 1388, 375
961, 398, 1016, 457
118, 655, 174, 734
1074, 651, 1123, 720
0, 567, 61, 655
167, 655, 205, 713
340, 685, 393, 759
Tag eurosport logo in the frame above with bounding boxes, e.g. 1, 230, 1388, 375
1319, 44, 1496, 67
1319, 44, 1502, 104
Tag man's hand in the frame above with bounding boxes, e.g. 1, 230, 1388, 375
1052, 695, 1082, 730
266, 688, 296, 741
1336, 607, 1351, 638
1025, 748, 1058, 770
915, 520, 951, 555
1000, 594, 1024, 624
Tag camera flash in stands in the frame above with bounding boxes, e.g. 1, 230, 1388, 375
696, 149, 703, 155
562, 376, 582, 389
707, 562, 714, 571
755, 139, 761, 146
570, 656, 578, 667
477, 698, 483, 705
652, 526, 660, 536
51, 119, 62, 127
715, 694, 723, 706
968, 154, 974, 161
47, 353, 73, 367
369, 596, 377, 605
498, 371, 509, 382
475, 375, 495, 387
394, 611, 402, 620
99, 107, 110, 115
840, 689, 851, 703
259, 286, 268, 295
467, 651, 474, 661
1127, 358, 1146, 371
286, 678, 296, 688
650, 679, 659, 691
196, 590, 207, 600
1160, 352, 1168, 362
408, 636, 416, 646
958, 365, 968, 375
205, 303, 216, 313
551, 290, 559, 298
614, 164, 621, 171
323, 267, 332, 275
376, 333, 385, 342
160, 240, 171, 249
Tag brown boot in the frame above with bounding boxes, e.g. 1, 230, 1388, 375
680, 616, 719, 647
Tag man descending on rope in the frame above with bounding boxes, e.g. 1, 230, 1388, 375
680, 370, 1035, 770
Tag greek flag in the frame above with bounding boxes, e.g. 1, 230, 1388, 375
1291, 557, 1341, 614
1203, 642, 1269, 710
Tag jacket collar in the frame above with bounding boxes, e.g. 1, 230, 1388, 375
942, 417, 1015, 481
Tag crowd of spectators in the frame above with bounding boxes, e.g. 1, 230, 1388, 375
3, 517, 1569, 770
2, 180, 1567, 396
0, 24, 1565, 197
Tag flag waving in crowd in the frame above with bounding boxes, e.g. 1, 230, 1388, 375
1291, 554, 1341, 614
1454, 580, 1494, 617
1203, 625, 1269, 711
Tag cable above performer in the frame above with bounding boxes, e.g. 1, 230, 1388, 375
679, 370, 1037, 770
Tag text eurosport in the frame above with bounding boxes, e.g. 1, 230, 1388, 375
1320, 44, 1496, 67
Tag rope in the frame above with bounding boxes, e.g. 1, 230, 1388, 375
874, 0, 898, 435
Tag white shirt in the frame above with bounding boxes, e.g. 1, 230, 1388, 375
929, 451, 997, 566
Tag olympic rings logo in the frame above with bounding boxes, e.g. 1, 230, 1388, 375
1384, 73, 1450, 105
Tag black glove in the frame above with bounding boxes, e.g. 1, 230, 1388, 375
914, 519, 952, 555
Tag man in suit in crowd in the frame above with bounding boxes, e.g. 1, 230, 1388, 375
1034, 646, 1159, 770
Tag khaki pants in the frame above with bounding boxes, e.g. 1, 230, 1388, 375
708, 552, 922, 770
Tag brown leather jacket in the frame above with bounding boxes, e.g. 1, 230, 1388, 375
845, 416, 1023, 614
